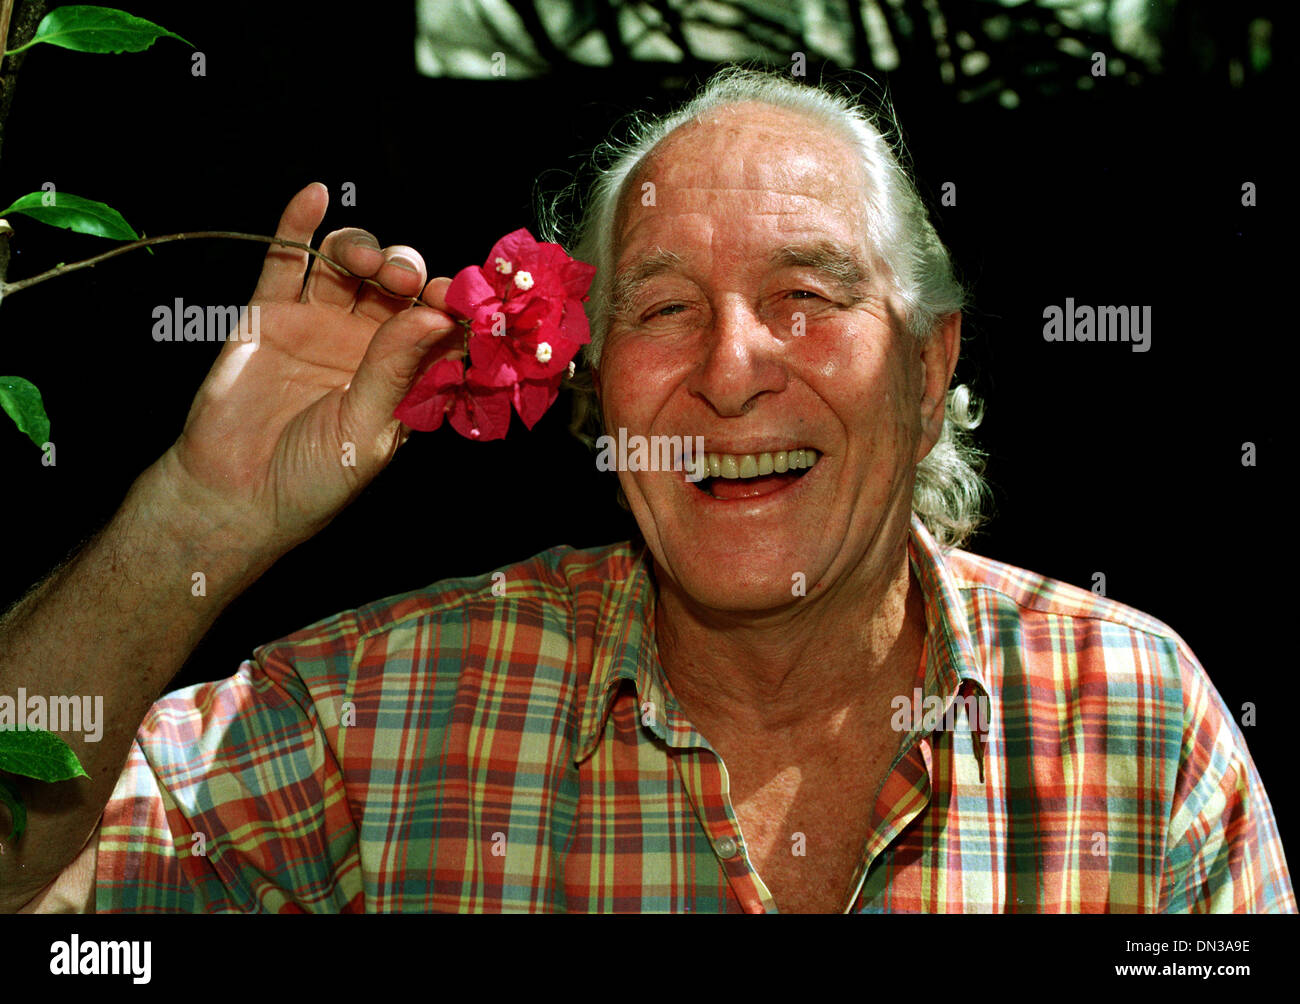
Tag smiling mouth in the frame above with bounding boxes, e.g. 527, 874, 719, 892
691, 448, 820, 500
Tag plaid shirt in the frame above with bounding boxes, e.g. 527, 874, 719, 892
94, 516, 1294, 913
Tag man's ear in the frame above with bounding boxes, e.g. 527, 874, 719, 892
916, 312, 961, 462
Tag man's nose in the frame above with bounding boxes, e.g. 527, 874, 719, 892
688, 297, 788, 417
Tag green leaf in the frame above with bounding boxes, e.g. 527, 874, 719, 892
0, 728, 88, 783
0, 776, 27, 843
1, 191, 139, 241
0, 376, 50, 448
18, 6, 192, 54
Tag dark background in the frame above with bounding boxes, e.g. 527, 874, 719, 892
0, 2, 1289, 865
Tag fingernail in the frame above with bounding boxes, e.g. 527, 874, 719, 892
350, 234, 380, 249
386, 254, 419, 273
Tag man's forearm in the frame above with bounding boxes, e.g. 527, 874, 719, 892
0, 451, 277, 910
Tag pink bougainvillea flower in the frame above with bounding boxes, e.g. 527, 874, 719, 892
447, 367, 512, 441
393, 357, 465, 432
394, 356, 511, 441
396, 228, 595, 441
513, 373, 564, 430
453, 231, 595, 385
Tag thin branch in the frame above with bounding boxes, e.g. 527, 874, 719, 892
0, 1, 15, 63
646, 0, 692, 63
594, 0, 630, 65
0, 0, 50, 287
0, 230, 423, 304
504, 0, 571, 68
848, 0, 875, 74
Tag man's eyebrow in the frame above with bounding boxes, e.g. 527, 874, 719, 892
770, 241, 870, 288
609, 248, 684, 316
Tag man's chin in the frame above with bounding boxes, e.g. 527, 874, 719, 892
632, 498, 835, 610
653, 554, 825, 617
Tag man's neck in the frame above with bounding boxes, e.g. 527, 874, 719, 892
653, 533, 925, 748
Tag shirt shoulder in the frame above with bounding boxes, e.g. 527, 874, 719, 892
941, 543, 1216, 739
249, 540, 646, 698
96, 540, 647, 912
938, 545, 1293, 912
943, 547, 1176, 636
204, 538, 651, 804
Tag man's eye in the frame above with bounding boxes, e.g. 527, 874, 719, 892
789, 290, 822, 300
649, 303, 687, 318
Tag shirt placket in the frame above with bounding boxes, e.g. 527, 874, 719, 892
636, 601, 775, 912
666, 740, 776, 914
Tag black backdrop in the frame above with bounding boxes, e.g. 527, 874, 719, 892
0, 2, 1289, 866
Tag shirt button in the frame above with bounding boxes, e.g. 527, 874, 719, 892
714, 835, 739, 859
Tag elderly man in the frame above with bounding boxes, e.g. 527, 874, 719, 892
0, 68, 1291, 914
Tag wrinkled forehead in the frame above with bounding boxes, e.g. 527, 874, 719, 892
614, 103, 868, 250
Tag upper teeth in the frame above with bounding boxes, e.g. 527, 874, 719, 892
689, 449, 820, 480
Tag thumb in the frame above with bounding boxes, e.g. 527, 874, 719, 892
341, 306, 462, 451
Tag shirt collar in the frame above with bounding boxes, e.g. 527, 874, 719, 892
905, 515, 992, 771
573, 515, 990, 764
905, 514, 989, 709
573, 542, 661, 763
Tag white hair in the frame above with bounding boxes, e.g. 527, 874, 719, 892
543, 66, 989, 549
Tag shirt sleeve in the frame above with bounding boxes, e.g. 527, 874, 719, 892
95, 643, 365, 913
1159, 640, 1295, 913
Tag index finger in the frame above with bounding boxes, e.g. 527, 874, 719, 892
249, 182, 329, 303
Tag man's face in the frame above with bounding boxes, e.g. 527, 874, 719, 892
597, 103, 951, 613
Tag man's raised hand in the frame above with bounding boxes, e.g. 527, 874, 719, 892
157, 182, 457, 557
0, 182, 465, 909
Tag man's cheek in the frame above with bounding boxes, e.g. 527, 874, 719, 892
855, 434, 910, 512
788, 320, 877, 379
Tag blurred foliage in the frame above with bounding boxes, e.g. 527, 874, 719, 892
416, 0, 1275, 105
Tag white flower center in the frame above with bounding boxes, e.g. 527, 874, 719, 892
513, 270, 534, 290
535, 341, 552, 363
494, 257, 512, 274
